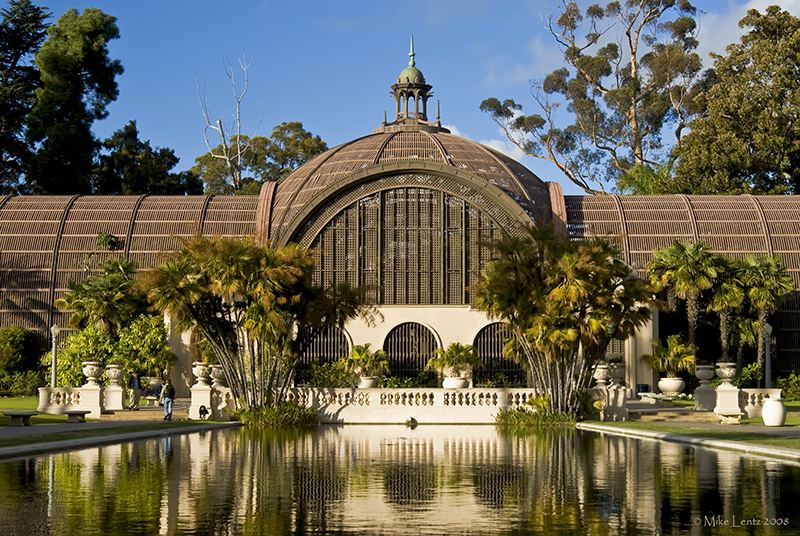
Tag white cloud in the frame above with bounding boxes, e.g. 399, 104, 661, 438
441, 124, 463, 137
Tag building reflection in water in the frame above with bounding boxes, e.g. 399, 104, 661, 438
0, 426, 799, 534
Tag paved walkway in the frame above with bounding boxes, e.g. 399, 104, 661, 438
0, 399, 242, 461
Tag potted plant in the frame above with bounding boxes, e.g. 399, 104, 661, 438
641, 334, 696, 395
341, 343, 390, 388
426, 342, 482, 388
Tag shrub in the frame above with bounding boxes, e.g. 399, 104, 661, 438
41, 325, 115, 387
495, 398, 577, 430
296, 359, 352, 388
376, 376, 414, 388
234, 403, 319, 428
0, 326, 39, 395
776, 374, 800, 401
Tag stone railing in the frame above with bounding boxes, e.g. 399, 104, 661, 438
286, 387, 539, 424
740, 388, 783, 419
37, 386, 105, 419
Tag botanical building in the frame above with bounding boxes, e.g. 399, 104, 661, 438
2, 46, 800, 394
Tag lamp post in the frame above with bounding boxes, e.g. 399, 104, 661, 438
50, 324, 60, 388
764, 322, 773, 389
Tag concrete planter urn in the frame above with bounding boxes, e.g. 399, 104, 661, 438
442, 377, 469, 389
762, 397, 787, 427
607, 363, 625, 387
210, 364, 227, 388
81, 361, 103, 386
593, 364, 609, 388
716, 362, 737, 385
657, 377, 685, 396
192, 362, 211, 387
695, 365, 715, 383
105, 363, 124, 386
358, 377, 377, 388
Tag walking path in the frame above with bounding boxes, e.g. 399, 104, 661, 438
0, 398, 242, 461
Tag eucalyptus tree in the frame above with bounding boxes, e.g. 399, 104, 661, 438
480, 0, 708, 194
476, 225, 653, 415
647, 240, 720, 346
738, 254, 794, 371
140, 235, 377, 409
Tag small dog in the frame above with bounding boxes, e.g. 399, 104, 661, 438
198, 405, 210, 420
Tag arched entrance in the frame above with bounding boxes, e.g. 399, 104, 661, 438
383, 322, 438, 381
473, 323, 527, 387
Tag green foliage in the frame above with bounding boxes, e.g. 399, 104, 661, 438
476, 224, 654, 415
56, 257, 147, 337
641, 334, 696, 378
115, 315, 176, 379
26, 7, 123, 194
674, 6, 800, 194
341, 343, 390, 377
0, 325, 40, 395
481, 0, 706, 194
140, 234, 377, 409
376, 376, 415, 388
234, 403, 319, 428
495, 406, 577, 430
0, 0, 50, 194
425, 342, 481, 378
776, 374, 800, 401
296, 359, 352, 388
94, 120, 202, 195
193, 121, 327, 195
42, 324, 114, 387
96, 232, 120, 251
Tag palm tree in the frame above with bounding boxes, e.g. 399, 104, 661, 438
641, 335, 697, 378
706, 257, 745, 362
738, 254, 794, 373
647, 240, 721, 346
342, 343, 390, 378
476, 225, 654, 415
426, 342, 482, 378
56, 257, 146, 337
139, 235, 377, 409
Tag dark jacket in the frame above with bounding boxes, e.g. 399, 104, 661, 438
164, 384, 176, 399
127, 374, 142, 390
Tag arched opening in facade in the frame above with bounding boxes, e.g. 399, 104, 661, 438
307, 185, 502, 305
472, 322, 527, 387
299, 325, 349, 365
383, 322, 437, 380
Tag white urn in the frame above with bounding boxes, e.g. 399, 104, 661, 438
82, 360, 104, 386
192, 362, 211, 387
105, 363, 124, 386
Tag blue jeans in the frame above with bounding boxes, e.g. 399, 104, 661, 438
164, 397, 173, 420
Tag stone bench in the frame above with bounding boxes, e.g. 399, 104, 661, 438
143, 396, 161, 407
639, 393, 674, 407
4, 411, 37, 426
63, 410, 91, 423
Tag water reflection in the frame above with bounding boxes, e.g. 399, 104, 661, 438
1, 426, 799, 535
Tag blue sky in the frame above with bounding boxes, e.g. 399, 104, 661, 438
34, 0, 800, 195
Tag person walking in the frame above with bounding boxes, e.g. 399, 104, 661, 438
127, 371, 142, 410
163, 379, 176, 421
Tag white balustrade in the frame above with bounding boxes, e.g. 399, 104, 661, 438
740, 388, 783, 419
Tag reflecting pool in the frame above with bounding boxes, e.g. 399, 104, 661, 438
1, 426, 800, 535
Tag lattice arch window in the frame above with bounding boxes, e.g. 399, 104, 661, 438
308, 186, 504, 305
300, 326, 350, 366
472, 323, 527, 387
383, 322, 438, 380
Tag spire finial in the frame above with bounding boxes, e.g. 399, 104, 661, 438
408, 35, 415, 67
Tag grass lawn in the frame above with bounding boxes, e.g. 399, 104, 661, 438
594, 420, 800, 449
0, 396, 70, 426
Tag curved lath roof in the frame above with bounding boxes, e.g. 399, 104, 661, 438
266, 130, 552, 242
